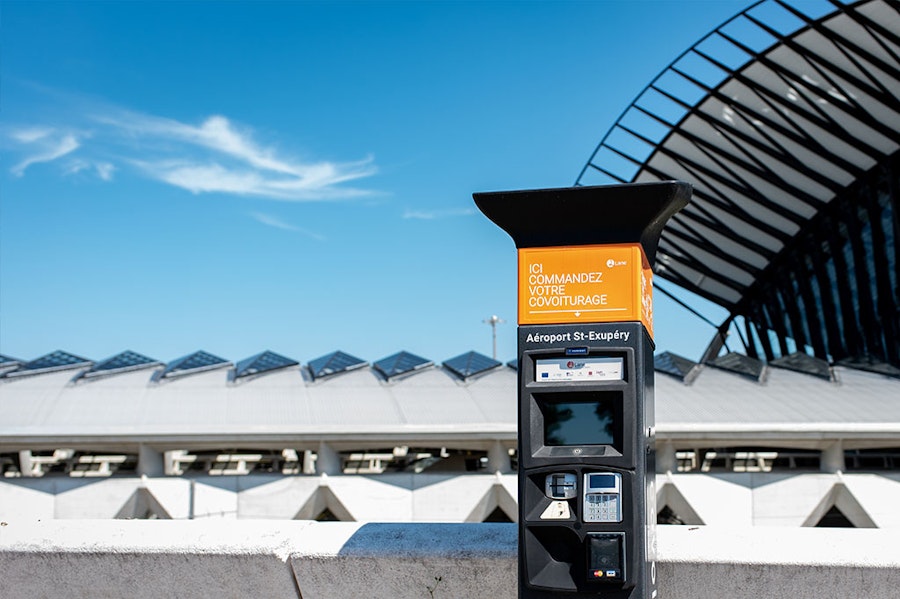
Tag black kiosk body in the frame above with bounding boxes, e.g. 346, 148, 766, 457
474, 182, 690, 599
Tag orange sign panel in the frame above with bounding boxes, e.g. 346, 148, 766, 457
518, 243, 654, 336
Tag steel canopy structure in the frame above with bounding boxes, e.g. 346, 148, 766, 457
577, 0, 900, 372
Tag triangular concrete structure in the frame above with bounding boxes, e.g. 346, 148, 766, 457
294, 484, 355, 521
464, 480, 517, 523
115, 487, 171, 519
657, 481, 704, 525
802, 482, 876, 528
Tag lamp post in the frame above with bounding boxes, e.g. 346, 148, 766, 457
483, 314, 505, 360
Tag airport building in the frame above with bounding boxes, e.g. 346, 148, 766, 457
1, 0, 898, 529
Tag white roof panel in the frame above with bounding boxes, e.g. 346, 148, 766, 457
2, 355, 899, 447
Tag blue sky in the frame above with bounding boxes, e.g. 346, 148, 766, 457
0, 0, 749, 366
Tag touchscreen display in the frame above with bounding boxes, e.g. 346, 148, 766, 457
538, 392, 620, 447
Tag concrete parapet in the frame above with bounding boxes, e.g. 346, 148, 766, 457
0, 519, 307, 598
660, 526, 900, 599
292, 522, 516, 599
2, 520, 900, 598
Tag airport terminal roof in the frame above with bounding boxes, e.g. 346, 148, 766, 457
1, 347, 899, 450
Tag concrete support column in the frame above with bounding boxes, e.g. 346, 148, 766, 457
17, 450, 35, 477
821, 440, 845, 473
163, 450, 186, 476
302, 450, 317, 475
487, 441, 512, 474
315, 442, 342, 475
657, 440, 677, 474
137, 444, 165, 477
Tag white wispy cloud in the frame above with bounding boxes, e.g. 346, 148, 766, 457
10, 129, 80, 177
63, 159, 90, 176
6, 97, 378, 201
402, 207, 475, 220
11, 127, 55, 143
94, 110, 377, 200
62, 158, 115, 180
250, 211, 326, 241
95, 162, 116, 181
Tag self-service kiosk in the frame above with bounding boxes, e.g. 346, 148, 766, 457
518, 322, 654, 596
474, 182, 691, 599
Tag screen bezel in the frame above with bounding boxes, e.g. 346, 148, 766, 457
535, 390, 624, 451
520, 344, 637, 467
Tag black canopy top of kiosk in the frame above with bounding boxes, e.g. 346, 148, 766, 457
473, 181, 691, 261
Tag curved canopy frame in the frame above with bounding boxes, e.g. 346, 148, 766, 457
578, 0, 900, 371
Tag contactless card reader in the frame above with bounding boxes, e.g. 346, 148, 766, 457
583, 472, 622, 523
587, 532, 625, 582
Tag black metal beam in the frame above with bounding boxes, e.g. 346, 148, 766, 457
665, 124, 830, 211
694, 46, 887, 162
743, 7, 900, 108
670, 65, 866, 177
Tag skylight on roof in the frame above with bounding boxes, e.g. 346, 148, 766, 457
84, 351, 161, 378
710, 352, 765, 382
0, 354, 21, 366
22, 350, 91, 372
771, 352, 832, 381
837, 356, 900, 380
443, 351, 501, 380
0, 354, 22, 376
234, 350, 298, 378
655, 352, 700, 383
1, 350, 91, 379
308, 351, 367, 380
373, 351, 432, 379
162, 350, 230, 378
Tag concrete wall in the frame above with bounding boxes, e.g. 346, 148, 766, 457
4, 471, 900, 527
2, 520, 899, 599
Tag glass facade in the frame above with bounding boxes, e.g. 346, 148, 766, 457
738, 153, 900, 371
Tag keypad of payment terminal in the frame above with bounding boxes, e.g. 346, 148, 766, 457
582, 472, 622, 522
